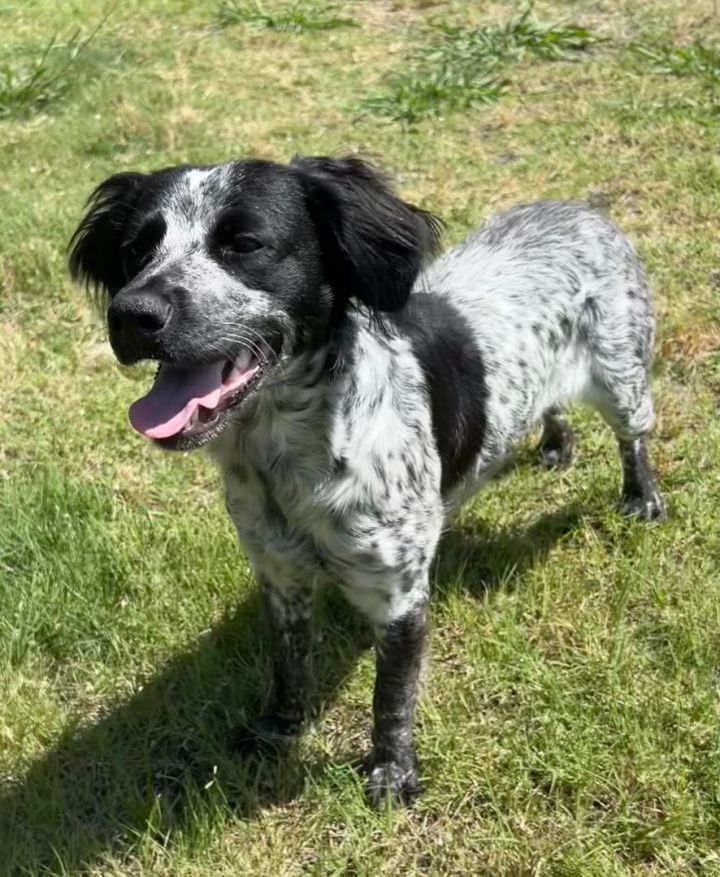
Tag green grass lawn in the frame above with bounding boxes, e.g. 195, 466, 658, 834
1, 0, 719, 873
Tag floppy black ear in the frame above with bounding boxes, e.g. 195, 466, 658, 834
68, 172, 146, 297
292, 156, 442, 314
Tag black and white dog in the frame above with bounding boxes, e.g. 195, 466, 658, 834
69, 156, 665, 804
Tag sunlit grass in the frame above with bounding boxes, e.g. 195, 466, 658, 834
360, 4, 603, 122
0, 18, 111, 119
216, 0, 355, 32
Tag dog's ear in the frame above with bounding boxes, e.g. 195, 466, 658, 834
292, 156, 442, 314
68, 172, 146, 297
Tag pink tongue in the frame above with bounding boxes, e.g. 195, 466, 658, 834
129, 362, 225, 439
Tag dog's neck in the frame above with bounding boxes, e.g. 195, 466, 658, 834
206, 322, 348, 468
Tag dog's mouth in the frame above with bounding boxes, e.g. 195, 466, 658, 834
128, 347, 267, 448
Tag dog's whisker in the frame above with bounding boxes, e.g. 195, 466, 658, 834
229, 325, 281, 363
207, 335, 264, 363
207, 327, 280, 365
209, 337, 272, 371
199, 328, 267, 359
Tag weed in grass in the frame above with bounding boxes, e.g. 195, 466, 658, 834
216, 0, 355, 32
631, 41, 720, 83
631, 41, 720, 113
360, 3, 601, 123
0, 20, 107, 120
359, 67, 506, 124
423, 5, 603, 68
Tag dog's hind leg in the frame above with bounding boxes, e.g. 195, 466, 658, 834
536, 405, 575, 468
586, 294, 666, 521
591, 374, 665, 520
616, 434, 666, 520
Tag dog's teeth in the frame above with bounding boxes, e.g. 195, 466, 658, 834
235, 348, 252, 370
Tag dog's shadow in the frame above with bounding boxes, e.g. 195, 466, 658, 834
0, 504, 581, 876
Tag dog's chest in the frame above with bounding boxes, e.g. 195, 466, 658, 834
215, 391, 349, 573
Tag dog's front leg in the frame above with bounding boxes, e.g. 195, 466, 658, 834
234, 573, 314, 754
366, 599, 428, 806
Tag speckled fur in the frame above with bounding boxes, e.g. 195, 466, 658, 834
69, 159, 665, 806
425, 201, 660, 497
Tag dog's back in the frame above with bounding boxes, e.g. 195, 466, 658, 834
416, 201, 660, 512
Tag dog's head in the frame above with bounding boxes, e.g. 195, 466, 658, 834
69, 156, 440, 450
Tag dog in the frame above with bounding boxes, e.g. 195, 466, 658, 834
69, 155, 665, 805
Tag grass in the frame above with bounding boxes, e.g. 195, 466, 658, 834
630, 41, 720, 113
359, 66, 506, 124
360, 4, 603, 122
0, 18, 110, 119
424, 7, 602, 65
2, 0, 720, 874
631, 41, 720, 83
216, 0, 355, 32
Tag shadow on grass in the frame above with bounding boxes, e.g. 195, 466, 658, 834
0, 505, 581, 876
435, 504, 583, 599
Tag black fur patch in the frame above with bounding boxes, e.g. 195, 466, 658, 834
389, 294, 487, 493
68, 172, 147, 296
293, 156, 442, 318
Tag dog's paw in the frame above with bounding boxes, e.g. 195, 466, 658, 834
364, 753, 422, 807
619, 490, 666, 522
231, 715, 303, 758
537, 431, 575, 468
538, 445, 573, 468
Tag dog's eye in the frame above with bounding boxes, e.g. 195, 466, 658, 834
124, 214, 166, 276
228, 234, 263, 254
130, 244, 153, 269
122, 242, 155, 279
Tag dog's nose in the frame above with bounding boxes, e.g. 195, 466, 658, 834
108, 289, 172, 338
107, 282, 180, 364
